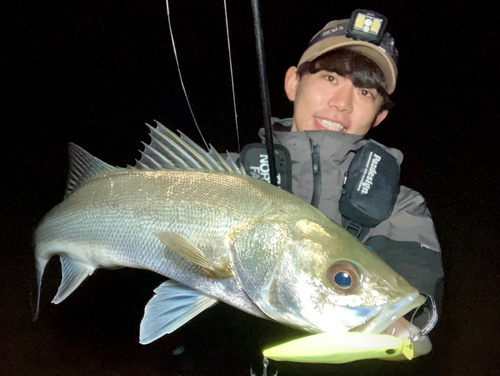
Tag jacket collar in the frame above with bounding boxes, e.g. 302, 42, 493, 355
260, 118, 403, 165
259, 118, 365, 164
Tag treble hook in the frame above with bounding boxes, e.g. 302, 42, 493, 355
250, 357, 278, 376
408, 293, 438, 342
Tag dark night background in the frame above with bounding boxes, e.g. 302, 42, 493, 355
3, 0, 498, 375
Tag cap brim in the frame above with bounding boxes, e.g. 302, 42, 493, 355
298, 36, 397, 94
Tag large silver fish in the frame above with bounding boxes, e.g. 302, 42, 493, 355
34, 121, 425, 345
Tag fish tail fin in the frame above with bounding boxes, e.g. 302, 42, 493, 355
32, 250, 95, 320
33, 257, 48, 321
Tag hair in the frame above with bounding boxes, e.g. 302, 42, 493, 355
297, 48, 394, 112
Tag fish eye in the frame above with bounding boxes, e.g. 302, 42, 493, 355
334, 271, 351, 287
326, 261, 361, 293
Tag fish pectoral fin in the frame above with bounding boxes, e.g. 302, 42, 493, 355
52, 255, 94, 304
139, 280, 219, 345
154, 231, 232, 279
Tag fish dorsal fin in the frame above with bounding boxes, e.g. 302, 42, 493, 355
131, 120, 244, 174
155, 231, 233, 279
66, 143, 117, 198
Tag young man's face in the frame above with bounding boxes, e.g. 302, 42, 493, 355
285, 66, 388, 135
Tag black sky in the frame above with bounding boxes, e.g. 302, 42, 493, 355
3, 0, 498, 375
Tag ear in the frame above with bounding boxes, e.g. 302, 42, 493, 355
371, 110, 389, 128
284, 66, 299, 101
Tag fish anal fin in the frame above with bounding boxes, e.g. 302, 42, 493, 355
52, 255, 94, 304
139, 280, 218, 344
154, 231, 232, 279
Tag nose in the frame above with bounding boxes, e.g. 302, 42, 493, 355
327, 82, 354, 113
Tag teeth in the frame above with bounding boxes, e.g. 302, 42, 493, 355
316, 118, 345, 131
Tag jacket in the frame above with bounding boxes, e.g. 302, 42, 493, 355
258, 118, 444, 303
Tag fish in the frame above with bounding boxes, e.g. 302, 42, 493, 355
34, 120, 426, 346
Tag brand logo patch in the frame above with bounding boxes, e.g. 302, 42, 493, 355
357, 152, 381, 195
248, 154, 282, 185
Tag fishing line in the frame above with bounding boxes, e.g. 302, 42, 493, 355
223, 0, 241, 153
165, 0, 208, 150
165, 0, 241, 152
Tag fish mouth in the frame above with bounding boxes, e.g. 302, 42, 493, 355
354, 292, 426, 335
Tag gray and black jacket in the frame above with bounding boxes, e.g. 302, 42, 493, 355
258, 118, 443, 304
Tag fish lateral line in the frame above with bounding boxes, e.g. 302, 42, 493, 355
155, 231, 233, 279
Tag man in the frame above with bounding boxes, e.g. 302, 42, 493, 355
248, 12, 443, 354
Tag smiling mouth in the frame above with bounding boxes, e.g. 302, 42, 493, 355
315, 118, 345, 132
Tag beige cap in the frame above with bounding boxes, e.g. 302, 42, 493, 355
298, 19, 398, 94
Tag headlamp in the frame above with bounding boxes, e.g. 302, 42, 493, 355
298, 9, 399, 92
347, 10, 388, 46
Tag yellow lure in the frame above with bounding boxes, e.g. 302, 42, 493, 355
263, 332, 414, 364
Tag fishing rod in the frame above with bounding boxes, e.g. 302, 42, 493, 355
250, 0, 278, 187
